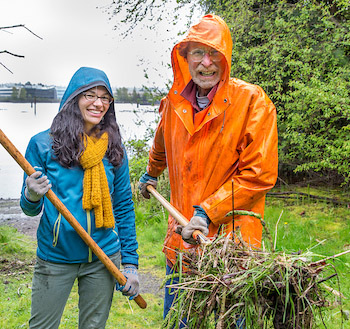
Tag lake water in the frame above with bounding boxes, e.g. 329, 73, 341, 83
0, 102, 159, 199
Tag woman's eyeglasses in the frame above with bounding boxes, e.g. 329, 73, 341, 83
83, 93, 113, 105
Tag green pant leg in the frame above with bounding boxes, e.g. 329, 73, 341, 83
77, 252, 121, 329
29, 257, 78, 329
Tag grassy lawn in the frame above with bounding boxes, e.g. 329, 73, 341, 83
0, 186, 349, 328
0, 216, 167, 329
264, 187, 350, 329
0, 279, 164, 329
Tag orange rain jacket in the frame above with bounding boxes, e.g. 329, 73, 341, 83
147, 14, 278, 265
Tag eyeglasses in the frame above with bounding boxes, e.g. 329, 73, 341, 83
82, 93, 113, 105
187, 48, 224, 62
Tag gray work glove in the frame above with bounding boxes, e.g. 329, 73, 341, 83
180, 206, 210, 245
25, 171, 52, 202
116, 264, 139, 300
138, 172, 157, 199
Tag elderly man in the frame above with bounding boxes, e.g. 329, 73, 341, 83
139, 14, 278, 325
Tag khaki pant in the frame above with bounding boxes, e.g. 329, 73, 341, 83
29, 252, 120, 329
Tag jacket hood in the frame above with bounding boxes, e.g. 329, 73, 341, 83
170, 14, 233, 94
59, 67, 114, 111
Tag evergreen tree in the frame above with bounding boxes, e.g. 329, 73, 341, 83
11, 87, 18, 100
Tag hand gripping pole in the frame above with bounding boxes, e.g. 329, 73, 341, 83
146, 185, 210, 244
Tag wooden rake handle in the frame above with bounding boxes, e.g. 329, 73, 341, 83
146, 185, 210, 245
0, 129, 147, 309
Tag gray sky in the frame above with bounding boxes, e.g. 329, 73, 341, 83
0, 0, 200, 88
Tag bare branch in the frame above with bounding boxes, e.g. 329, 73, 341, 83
23, 25, 43, 40
0, 24, 24, 30
104, 0, 195, 38
0, 61, 13, 74
0, 50, 25, 58
0, 24, 43, 40
0, 24, 43, 73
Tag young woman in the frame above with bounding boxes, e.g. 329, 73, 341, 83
20, 67, 139, 329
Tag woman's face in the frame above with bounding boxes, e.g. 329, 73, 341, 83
78, 86, 112, 133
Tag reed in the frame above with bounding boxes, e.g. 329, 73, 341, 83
162, 231, 346, 329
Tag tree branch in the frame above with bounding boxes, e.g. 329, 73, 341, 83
0, 50, 25, 58
0, 24, 43, 73
0, 62, 13, 74
0, 24, 43, 40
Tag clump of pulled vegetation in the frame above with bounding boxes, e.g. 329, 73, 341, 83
162, 215, 348, 329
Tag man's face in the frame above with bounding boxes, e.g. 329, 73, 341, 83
186, 42, 225, 97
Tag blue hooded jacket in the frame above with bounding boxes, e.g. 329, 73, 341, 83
20, 67, 138, 266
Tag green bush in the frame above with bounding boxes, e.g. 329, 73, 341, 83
206, 0, 350, 185
125, 112, 171, 213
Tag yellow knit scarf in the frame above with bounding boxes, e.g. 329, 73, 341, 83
79, 132, 115, 229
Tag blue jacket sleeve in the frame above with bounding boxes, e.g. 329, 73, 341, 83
20, 135, 46, 216
112, 149, 139, 267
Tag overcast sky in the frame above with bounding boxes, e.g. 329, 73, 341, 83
0, 0, 201, 88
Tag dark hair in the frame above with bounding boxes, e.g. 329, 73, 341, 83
50, 96, 124, 168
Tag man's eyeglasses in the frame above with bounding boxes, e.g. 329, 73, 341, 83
187, 49, 223, 62
82, 93, 113, 105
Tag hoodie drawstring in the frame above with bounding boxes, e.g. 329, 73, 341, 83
220, 110, 226, 133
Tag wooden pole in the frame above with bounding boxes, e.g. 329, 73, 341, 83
146, 185, 210, 244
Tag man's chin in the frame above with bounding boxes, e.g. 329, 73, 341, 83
193, 76, 219, 89
196, 82, 218, 91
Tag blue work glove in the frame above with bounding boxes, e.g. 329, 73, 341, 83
116, 264, 140, 300
180, 206, 210, 245
25, 171, 52, 202
138, 172, 157, 199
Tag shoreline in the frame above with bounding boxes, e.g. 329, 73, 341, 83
0, 100, 160, 106
0, 198, 39, 239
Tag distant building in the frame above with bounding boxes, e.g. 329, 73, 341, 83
0, 87, 12, 97
0, 83, 60, 100
55, 86, 66, 100
0, 84, 156, 103
0, 84, 22, 97
25, 85, 57, 99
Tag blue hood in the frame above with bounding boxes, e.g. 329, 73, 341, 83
59, 67, 114, 110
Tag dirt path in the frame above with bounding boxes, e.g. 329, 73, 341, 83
0, 198, 164, 298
